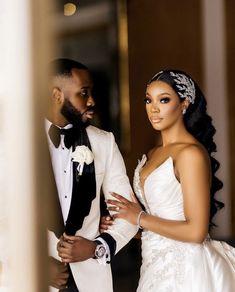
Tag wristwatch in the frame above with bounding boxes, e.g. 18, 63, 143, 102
94, 241, 106, 259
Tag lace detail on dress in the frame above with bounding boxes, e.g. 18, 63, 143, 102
138, 231, 197, 292
133, 154, 150, 212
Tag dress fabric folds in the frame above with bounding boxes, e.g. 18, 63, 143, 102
133, 155, 235, 292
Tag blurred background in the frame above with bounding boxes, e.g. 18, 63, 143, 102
0, 0, 234, 291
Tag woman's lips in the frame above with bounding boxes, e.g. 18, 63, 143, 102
151, 117, 162, 123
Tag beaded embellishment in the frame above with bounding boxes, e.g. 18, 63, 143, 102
169, 72, 196, 104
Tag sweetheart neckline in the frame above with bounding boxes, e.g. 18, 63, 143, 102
140, 156, 172, 184
135, 155, 181, 212
139, 156, 180, 191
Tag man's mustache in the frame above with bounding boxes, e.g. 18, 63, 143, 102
81, 106, 96, 116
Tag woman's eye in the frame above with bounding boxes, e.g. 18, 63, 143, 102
160, 97, 170, 103
144, 97, 151, 104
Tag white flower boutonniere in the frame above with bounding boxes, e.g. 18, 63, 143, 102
71, 145, 94, 176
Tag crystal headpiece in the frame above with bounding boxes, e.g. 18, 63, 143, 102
169, 72, 196, 104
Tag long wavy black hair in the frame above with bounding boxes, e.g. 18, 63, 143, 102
148, 69, 224, 228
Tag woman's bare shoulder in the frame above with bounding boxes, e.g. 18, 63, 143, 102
175, 143, 210, 169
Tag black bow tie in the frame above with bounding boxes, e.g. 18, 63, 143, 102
48, 124, 77, 149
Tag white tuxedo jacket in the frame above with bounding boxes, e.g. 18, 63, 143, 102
48, 125, 137, 292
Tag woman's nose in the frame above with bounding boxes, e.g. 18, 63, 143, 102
151, 104, 160, 113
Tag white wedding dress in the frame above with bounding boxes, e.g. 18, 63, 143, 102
133, 155, 235, 292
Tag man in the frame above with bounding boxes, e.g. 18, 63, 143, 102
46, 58, 137, 292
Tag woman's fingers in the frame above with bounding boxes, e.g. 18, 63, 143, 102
110, 192, 130, 203
130, 192, 138, 203
108, 206, 121, 212
107, 199, 121, 206
107, 199, 129, 207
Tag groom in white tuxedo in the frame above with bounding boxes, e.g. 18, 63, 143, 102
46, 58, 137, 292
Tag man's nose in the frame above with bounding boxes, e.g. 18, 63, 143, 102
87, 95, 95, 107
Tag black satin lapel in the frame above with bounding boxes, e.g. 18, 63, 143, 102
65, 128, 96, 236
65, 161, 97, 235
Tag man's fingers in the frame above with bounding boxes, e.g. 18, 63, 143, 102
101, 215, 113, 223
56, 278, 68, 289
58, 240, 73, 251
59, 264, 69, 273
61, 258, 72, 263
103, 219, 113, 225
99, 215, 114, 233
60, 272, 69, 279
100, 224, 109, 231
63, 233, 81, 241
58, 251, 71, 259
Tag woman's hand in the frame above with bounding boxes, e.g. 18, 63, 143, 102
107, 192, 143, 226
99, 215, 114, 233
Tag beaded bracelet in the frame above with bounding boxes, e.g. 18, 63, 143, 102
137, 210, 146, 229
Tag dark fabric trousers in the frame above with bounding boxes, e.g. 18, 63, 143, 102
59, 266, 79, 292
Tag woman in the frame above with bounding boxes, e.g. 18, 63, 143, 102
106, 70, 235, 291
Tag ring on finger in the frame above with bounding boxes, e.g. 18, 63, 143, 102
116, 206, 120, 211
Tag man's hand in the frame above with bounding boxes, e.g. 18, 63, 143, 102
48, 256, 69, 289
99, 215, 114, 233
57, 234, 97, 263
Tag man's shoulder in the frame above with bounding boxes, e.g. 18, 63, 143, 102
87, 126, 115, 152
87, 125, 112, 138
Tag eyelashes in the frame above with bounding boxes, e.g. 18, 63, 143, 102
160, 97, 170, 103
144, 97, 151, 104
144, 97, 171, 104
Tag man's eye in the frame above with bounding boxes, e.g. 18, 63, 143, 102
144, 98, 151, 104
80, 91, 89, 98
160, 97, 170, 103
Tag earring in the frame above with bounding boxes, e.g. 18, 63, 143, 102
182, 108, 186, 115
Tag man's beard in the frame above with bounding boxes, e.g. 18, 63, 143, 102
61, 98, 93, 129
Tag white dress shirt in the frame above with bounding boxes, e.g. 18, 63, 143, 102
45, 119, 73, 224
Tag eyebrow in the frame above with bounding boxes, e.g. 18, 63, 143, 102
158, 92, 171, 96
80, 85, 92, 89
146, 92, 171, 97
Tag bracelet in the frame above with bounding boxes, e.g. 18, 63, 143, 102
137, 210, 146, 229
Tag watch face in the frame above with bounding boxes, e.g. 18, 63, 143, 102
95, 245, 106, 258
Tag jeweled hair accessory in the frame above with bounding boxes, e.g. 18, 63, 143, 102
149, 71, 163, 82
169, 72, 196, 104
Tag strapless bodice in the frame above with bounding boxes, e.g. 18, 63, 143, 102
133, 154, 185, 221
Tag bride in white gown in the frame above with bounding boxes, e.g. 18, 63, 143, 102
106, 70, 235, 291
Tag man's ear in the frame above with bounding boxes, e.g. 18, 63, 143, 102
52, 87, 63, 104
